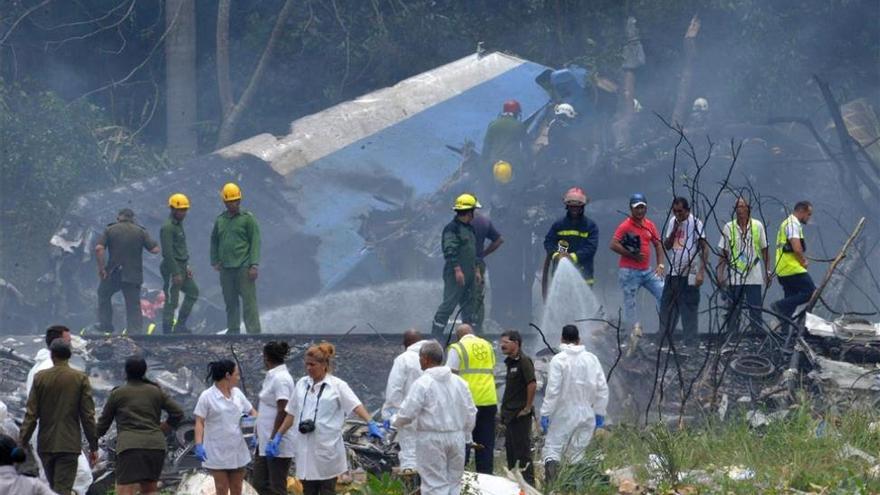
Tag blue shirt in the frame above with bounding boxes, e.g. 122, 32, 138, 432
471, 213, 501, 262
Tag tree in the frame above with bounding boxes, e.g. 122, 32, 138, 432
165, 0, 198, 162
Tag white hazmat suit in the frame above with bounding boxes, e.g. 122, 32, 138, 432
394, 366, 476, 495
381, 340, 426, 469
26, 348, 93, 495
540, 343, 608, 464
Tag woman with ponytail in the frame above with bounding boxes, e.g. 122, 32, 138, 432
268, 343, 383, 495
194, 359, 257, 495
0, 433, 56, 494
97, 355, 184, 495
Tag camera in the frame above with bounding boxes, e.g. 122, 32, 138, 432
298, 420, 316, 434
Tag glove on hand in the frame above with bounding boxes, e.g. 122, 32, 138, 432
266, 433, 283, 458
247, 435, 258, 449
540, 416, 550, 434
194, 444, 207, 462
595, 415, 605, 428
382, 419, 392, 430
368, 421, 384, 439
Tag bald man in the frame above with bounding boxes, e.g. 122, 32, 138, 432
382, 329, 426, 470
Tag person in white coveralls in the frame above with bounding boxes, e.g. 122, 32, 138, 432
381, 329, 426, 471
540, 324, 609, 484
393, 340, 477, 495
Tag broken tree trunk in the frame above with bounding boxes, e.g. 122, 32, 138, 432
670, 15, 700, 127
612, 16, 644, 149
784, 217, 866, 394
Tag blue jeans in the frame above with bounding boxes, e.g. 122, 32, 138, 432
725, 284, 763, 333
618, 267, 664, 328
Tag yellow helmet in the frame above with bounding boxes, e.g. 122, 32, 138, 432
168, 193, 190, 209
453, 193, 482, 211
493, 160, 513, 184
221, 183, 242, 202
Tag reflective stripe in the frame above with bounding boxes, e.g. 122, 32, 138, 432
776, 216, 807, 277
556, 230, 589, 238
458, 369, 495, 375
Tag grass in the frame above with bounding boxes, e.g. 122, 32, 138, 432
577, 402, 880, 494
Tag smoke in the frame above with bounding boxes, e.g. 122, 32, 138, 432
262, 279, 442, 334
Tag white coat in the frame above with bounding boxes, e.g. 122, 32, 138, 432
394, 366, 476, 495
27, 349, 93, 495
284, 374, 362, 481
256, 364, 296, 457
193, 385, 254, 470
381, 340, 426, 469
540, 344, 609, 463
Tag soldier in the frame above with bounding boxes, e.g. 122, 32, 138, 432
95, 208, 159, 334
431, 194, 480, 338
211, 183, 262, 334
160, 194, 199, 334
20, 340, 98, 495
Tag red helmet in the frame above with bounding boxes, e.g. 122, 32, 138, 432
502, 99, 521, 115
563, 187, 588, 206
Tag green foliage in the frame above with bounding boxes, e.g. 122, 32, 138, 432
351, 472, 406, 495
590, 404, 880, 493
545, 450, 613, 494
0, 81, 167, 289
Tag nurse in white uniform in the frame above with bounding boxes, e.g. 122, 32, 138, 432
252, 341, 296, 495
194, 359, 257, 495
268, 343, 384, 495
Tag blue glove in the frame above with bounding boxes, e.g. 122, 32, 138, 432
540, 416, 550, 434
595, 415, 605, 428
248, 435, 258, 449
368, 421, 384, 439
194, 443, 207, 462
382, 419, 391, 430
266, 433, 282, 458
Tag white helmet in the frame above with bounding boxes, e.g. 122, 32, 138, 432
555, 103, 577, 119
692, 97, 709, 112
633, 98, 643, 113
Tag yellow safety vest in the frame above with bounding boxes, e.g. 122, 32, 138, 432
728, 219, 762, 272
775, 215, 807, 277
449, 336, 497, 406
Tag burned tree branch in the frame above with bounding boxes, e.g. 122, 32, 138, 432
670, 15, 700, 127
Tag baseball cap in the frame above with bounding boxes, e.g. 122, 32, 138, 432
629, 193, 647, 208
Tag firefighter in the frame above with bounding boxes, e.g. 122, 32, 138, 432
95, 208, 160, 334
160, 193, 198, 334
210, 183, 262, 334
542, 187, 599, 296
431, 194, 480, 338
479, 100, 529, 199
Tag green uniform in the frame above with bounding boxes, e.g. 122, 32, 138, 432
431, 217, 477, 337
97, 219, 158, 333
97, 380, 184, 452
481, 115, 528, 188
211, 209, 261, 333
20, 361, 98, 495
160, 215, 199, 333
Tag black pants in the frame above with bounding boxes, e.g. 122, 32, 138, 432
40, 452, 78, 495
97, 270, 142, 332
775, 272, 816, 333
504, 413, 534, 485
251, 454, 292, 495
659, 275, 700, 343
466, 404, 496, 474
301, 478, 336, 495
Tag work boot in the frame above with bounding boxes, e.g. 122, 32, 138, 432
544, 459, 559, 486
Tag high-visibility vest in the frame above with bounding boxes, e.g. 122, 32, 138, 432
775, 215, 807, 277
449, 336, 497, 406
728, 219, 763, 273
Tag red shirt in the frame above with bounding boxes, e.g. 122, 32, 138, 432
614, 216, 660, 270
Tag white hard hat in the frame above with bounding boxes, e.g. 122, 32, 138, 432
692, 97, 709, 112
555, 103, 577, 118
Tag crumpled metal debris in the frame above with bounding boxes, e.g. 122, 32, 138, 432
808, 356, 880, 390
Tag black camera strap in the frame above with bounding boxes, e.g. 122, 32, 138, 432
299, 382, 326, 424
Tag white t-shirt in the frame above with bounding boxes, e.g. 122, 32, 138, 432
256, 365, 296, 457
717, 218, 768, 286
663, 214, 706, 276
285, 374, 362, 480
194, 385, 254, 470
